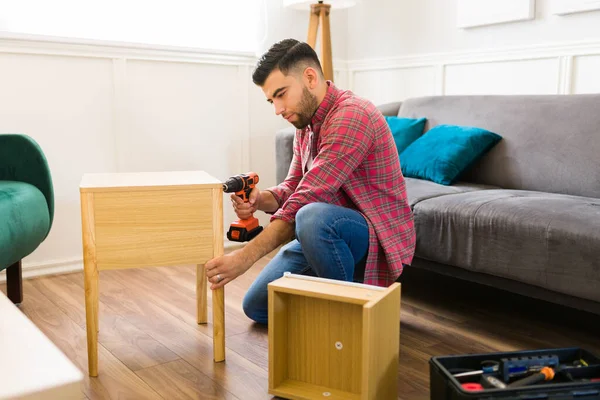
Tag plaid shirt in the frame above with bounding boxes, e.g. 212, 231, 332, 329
266, 82, 415, 287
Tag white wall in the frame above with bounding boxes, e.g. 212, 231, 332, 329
0, 0, 259, 53
347, 0, 600, 60
346, 0, 600, 105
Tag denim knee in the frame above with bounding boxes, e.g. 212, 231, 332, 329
242, 292, 267, 324
295, 203, 328, 242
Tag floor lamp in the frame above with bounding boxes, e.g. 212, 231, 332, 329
284, 0, 359, 82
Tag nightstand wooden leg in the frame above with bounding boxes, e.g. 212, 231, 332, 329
213, 287, 225, 362
95, 278, 99, 333
211, 186, 225, 362
197, 264, 208, 324
81, 192, 99, 376
84, 265, 99, 376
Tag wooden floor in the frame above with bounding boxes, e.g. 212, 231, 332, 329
2, 249, 600, 400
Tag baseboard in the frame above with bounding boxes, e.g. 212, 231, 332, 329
0, 238, 246, 283
0, 258, 83, 283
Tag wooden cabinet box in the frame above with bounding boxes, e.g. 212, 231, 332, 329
268, 272, 401, 400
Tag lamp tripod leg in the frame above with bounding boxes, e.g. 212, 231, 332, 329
319, 6, 333, 81
307, 2, 334, 82
307, 6, 319, 48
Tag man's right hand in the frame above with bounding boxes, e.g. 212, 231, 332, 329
231, 186, 260, 220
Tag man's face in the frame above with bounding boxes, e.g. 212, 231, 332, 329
262, 68, 319, 129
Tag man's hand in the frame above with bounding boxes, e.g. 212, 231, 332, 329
231, 186, 260, 220
205, 219, 295, 290
232, 189, 280, 216
205, 249, 251, 290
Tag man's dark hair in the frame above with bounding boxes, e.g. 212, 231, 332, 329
252, 39, 323, 86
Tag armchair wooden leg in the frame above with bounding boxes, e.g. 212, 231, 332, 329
7, 260, 23, 304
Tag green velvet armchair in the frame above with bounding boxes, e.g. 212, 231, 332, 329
0, 134, 54, 304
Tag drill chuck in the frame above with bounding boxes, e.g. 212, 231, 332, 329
222, 177, 244, 193
222, 172, 259, 194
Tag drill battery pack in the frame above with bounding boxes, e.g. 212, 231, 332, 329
227, 217, 263, 242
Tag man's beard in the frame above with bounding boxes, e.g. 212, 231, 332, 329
290, 86, 319, 129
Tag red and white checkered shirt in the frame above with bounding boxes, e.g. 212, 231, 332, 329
266, 82, 415, 287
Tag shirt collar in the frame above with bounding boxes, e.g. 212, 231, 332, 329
310, 81, 338, 132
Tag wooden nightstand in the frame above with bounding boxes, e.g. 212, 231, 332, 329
79, 170, 225, 377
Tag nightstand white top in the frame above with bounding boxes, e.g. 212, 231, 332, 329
80, 170, 222, 192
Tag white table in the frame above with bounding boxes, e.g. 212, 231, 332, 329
0, 291, 83, 400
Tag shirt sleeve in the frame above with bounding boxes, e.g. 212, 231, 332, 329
264, 131, 303, 211
271, 107, 373, 223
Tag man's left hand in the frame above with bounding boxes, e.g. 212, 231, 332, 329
205, 250, 250, 290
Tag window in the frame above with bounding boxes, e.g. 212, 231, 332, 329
0, 0, 260, 53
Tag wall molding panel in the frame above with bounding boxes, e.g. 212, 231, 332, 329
346, 38, 600, 101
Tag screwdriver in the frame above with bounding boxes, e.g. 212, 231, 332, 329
509, 367, 555, 387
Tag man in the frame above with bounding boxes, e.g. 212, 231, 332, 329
205, 38, 415, 324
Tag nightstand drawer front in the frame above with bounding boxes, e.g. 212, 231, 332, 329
93, 189, 215, 269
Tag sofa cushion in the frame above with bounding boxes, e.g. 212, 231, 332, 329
413, 189, 600, 303
0, 181, 50, 269
384, 116, 426, 156
404, 177, 499, 209
400, 124, 502, 185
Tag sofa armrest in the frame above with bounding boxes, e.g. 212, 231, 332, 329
275, 127, 296, 185
0, 134, 54, 232
377, 102, 403, 117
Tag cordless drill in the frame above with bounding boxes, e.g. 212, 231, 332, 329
223, 172, 263, 242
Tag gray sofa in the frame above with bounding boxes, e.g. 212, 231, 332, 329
274, 94, 600, 315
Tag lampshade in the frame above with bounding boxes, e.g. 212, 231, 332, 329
283, 0, 360, 10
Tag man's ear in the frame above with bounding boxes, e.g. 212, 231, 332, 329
303, 66, 319, 89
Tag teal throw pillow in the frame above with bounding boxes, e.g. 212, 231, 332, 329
400, 124, 502, 185
384, 116, 427, 155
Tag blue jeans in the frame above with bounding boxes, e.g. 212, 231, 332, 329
242, 202, 369, 324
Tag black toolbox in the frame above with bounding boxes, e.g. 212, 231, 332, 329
430, 347, 600, 399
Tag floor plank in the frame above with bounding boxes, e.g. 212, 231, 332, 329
136, 359, 239, 400
106, 266, 254, 337
97, 312, 181, 371
225, 325, 269, 371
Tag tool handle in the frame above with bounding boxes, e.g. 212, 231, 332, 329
481, 375, 507, 389
236, 187, 253, 203
509, 367, 555, 387
509, 373, 546, 387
